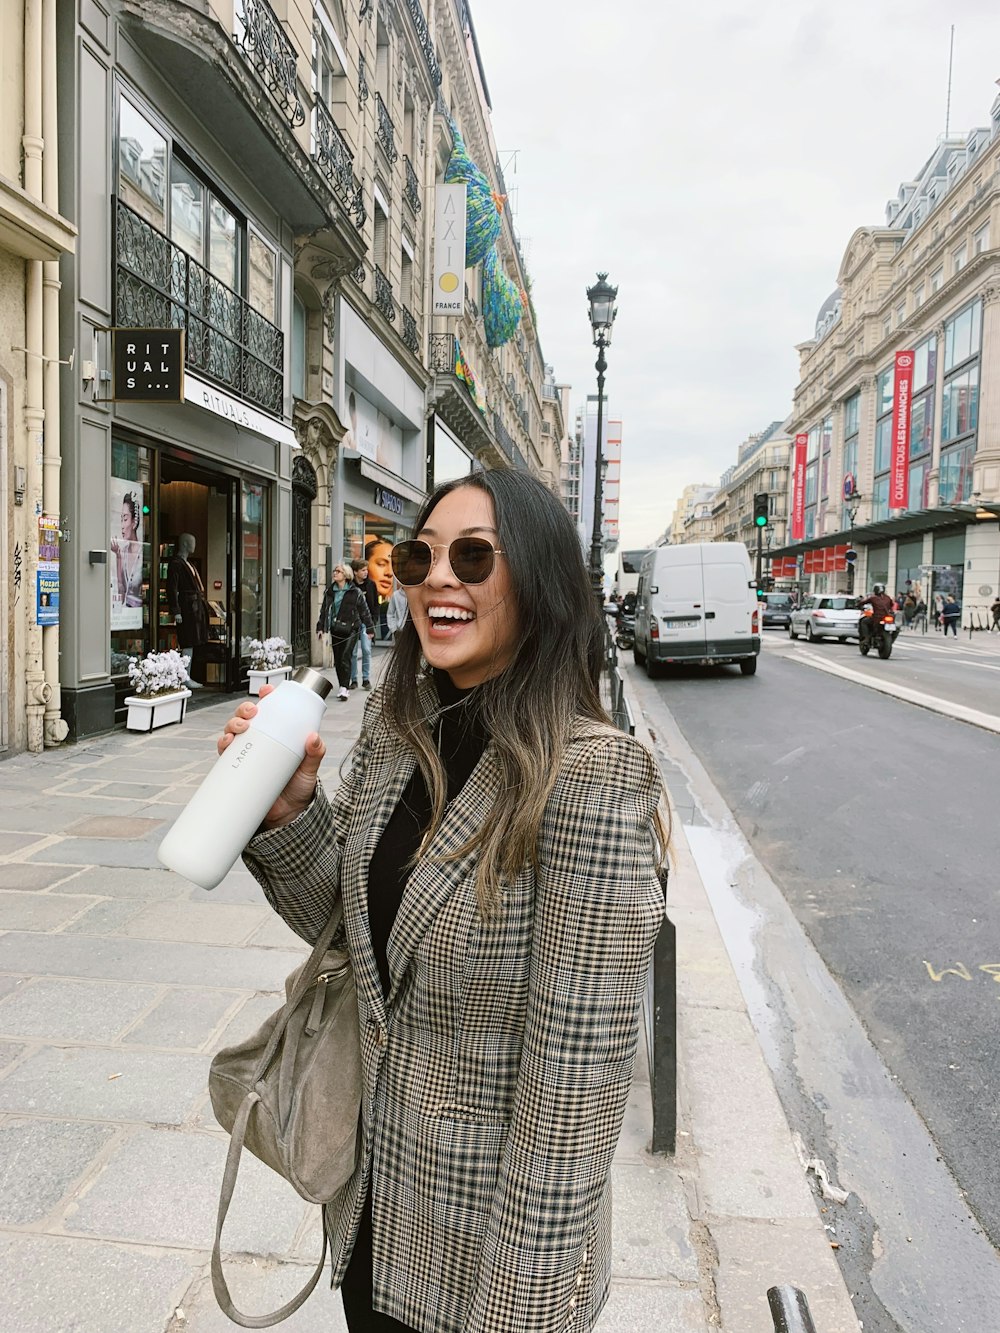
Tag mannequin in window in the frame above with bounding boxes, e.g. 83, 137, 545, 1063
167, 533, 208, 688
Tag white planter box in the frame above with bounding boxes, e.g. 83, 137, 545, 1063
125, 688, 192, 732
247, 665, 292, 695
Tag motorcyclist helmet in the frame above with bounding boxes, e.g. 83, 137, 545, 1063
873, 583, 885, 594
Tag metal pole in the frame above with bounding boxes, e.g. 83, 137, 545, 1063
589, 335, 607, 602
755, 524, 763, 587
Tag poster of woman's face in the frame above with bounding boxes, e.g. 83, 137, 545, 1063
109, 475, 145, 630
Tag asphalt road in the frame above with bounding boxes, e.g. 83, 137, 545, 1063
635, 650, 999, 1255
766, 626, 1000, 716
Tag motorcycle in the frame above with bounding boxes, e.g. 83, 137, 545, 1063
615, 612, 635, 652
858, 607, 897, 659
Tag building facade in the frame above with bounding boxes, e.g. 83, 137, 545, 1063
3, 0, 563, 751
663, 483, 715, 546
775, 97, 1000, 612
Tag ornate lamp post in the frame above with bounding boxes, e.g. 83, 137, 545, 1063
586, 272, 618, 601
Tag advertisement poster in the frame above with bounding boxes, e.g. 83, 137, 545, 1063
791, 433, 808, 541
432, 183, 467, 315
890, 350, 914, 510
109, 475, 145, 630
37, 514, 60, 626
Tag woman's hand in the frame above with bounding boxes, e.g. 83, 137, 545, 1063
217, 685, 326, 829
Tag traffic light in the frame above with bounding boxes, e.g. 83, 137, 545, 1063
753, 493, 769, 527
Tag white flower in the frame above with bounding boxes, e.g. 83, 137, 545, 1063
247, 637, 290, 671
128, 650, 190, 696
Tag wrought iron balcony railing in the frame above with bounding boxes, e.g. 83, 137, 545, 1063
114, 198, 283, 416
312, 101, 355, 209
351, 176, 366, 231
404, 0, 442, 87
358, 54, 370, 103
375, 93, 398, 164
374, 265, 396, 322
464, 282, 479, 319
403, 155, 421, 213
429, 331, 454, 373
234, 0, 304, 130
352, 261, 366, 287
401, 305, 419, 355
492, 411, 515, 462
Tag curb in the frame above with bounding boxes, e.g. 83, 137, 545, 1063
619, 667, 861, 1333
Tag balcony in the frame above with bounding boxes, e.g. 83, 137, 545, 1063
403, 156, 421, 213
375, 93, 398, 164
374, 265, 396, 322
403, 0, 442, 87
401, 305, 419, 355
429, 332, 524, 468
358, 54, 370, 103
233, 0, 304, 130
114, 198, 283, 416
312, 101, 355, 210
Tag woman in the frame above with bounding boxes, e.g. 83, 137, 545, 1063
109, 490, 143, 608
317, 563, 375, 701
223, 470, 667, 1332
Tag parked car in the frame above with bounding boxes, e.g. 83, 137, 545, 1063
761, 592, 793, 629
788, 594, 860, 642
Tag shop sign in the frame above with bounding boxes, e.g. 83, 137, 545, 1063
183, 371, 298, 449
112, 329, 184, 402
373, 485, 404, 516
889, 350, 914, 509
433, 183, 467, 315
37, 514, 60, 627
791, 433, 808, 541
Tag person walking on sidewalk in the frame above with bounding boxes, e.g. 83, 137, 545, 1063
349, 558, 379, 691
942, 593, 961, 637
317, 564, 374, 701
222, 469, 668, 1333
990, 594, 1000, 631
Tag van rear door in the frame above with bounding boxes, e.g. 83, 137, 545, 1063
701, 544, 754, 653
653, 548, 707, 656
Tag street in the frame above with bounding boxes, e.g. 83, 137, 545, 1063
629, 642, 1000, 1330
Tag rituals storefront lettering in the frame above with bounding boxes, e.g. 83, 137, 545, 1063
112, 329, 184, 402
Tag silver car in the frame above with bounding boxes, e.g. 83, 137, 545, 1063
788, 594, 860, 642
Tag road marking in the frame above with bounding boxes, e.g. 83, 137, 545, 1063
784, 648, 1000, 734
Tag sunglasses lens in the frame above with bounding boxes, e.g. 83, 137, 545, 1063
450, 537, 495, 584
391, 541, 432, 586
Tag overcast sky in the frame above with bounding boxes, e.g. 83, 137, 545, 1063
471, 1, 1000, 548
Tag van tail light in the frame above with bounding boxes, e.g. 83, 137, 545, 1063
650, 620, 659, 640
752, 609, 759, 633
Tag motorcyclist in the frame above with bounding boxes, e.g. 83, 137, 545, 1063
857, 583, 894, 646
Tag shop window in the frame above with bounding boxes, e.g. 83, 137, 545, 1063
109, 440, 153, 675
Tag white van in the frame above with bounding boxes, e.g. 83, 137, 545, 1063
634, 543, 761, 677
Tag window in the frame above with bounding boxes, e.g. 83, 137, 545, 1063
882, 316, 892, 340
930, 266, 943, 293
938, 440, 976, 504
944, 300, 982, 370
953, 243, 967, 274
872, 474, 889, 522
118, 96, 166, 230
373, 201, 388, 271
896, 302, 906, 327
291, 295, 306, 400
248, 231, 276, 321
941, 364, 979, 441
913, 283, 924, 309
375, 18, 389, 98
973, 222, 990, 255
400, 246, 413, 308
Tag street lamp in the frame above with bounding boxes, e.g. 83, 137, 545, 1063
587, 272, 618, 601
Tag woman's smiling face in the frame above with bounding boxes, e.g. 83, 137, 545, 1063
404, 486, 518, 688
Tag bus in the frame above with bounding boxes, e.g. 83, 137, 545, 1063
616, 549, 651, 599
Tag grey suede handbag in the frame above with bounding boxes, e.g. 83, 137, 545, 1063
208, 901, 362, 1327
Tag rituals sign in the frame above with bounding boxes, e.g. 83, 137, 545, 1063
112, 329, 184, 401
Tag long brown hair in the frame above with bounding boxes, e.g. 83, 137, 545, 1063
378, 469, 667, 913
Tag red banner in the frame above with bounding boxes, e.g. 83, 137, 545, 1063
791, 433, 808, 540
890, 350, 914, 510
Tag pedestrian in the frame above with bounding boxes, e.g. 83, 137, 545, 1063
990, 594, 1000, 631
349, 557, 379, 691
385, 579, 409, 638
941, 593, 961, 637
903, 591, 916, 626
316, 563, 375, 701
221, 469, 668, 1333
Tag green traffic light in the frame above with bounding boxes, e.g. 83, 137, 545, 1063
755, 515, 767, 526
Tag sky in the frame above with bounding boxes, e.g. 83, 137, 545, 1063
471, 0, 1000, 548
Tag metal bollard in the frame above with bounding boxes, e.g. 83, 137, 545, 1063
767, 1285, 818, 1333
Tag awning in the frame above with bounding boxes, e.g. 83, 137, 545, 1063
769, 503, 1000, 559
343, 450, 426, 506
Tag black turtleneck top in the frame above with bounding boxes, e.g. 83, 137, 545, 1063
366, 671, 489, 996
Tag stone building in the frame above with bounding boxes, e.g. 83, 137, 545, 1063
5, 0, 561, 750
1, 0, 77, 753
773, 91, 1000, 610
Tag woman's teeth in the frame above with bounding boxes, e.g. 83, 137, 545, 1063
428, 608, 474, 621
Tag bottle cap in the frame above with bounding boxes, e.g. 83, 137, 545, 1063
292, 666, 335, 700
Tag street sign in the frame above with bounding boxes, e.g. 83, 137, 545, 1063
843, 472, 857, 500
844, 548, 857, 563
919, 563, 952, 572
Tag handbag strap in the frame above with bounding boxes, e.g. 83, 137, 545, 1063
211, 899, 345, 1326
211, 1091, 329, 1327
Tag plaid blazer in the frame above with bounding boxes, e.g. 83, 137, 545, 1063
243, 682, 665, 1333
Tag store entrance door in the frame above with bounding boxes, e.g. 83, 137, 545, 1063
158, 457, 236, 691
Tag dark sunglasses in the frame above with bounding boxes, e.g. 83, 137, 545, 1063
390, 537, 505, 587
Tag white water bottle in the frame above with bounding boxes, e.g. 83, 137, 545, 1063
158, 666, 333, 890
